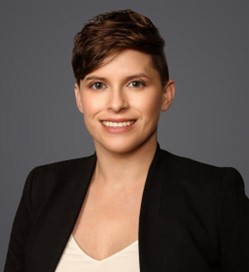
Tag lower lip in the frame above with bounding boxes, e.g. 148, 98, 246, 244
101, 122, 136, 133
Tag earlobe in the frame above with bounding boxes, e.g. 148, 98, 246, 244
74, 83, 84, 114
161, 80, 175, 112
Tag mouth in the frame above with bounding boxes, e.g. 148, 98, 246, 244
102, 120, 135, 128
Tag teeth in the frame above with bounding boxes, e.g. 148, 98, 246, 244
102, 121, 134, 128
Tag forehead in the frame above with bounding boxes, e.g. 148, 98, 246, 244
86, 49, 158, 78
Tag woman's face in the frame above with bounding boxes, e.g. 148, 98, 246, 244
75, 49, 175, 155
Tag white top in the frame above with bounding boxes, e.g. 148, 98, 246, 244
55, 235, 140, 272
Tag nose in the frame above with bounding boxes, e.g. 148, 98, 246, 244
107, 88, 128, 113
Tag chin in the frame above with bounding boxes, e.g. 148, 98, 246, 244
95, 141, 137, 155
94, 134, 157, 155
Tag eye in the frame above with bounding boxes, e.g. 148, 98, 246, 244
90, 82, 106, 90
127, 80, 145, 88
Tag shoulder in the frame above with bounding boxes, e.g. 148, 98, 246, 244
29, 154, 96, 181
155, 149, 249, 269
157, 148, 244, 192
156, 148, 248, 228
23, 155, 96, 207
33, 154, 95, 173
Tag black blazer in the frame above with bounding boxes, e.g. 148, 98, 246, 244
4, 146, 249, 271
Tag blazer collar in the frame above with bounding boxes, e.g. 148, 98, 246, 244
138, 144, 171, 271
50, 153, 97, 271
29, 154, 97, 272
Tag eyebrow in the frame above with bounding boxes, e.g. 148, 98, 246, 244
84, 73, 150, 82
84, 76, 106, 82
125, 73, 150, 81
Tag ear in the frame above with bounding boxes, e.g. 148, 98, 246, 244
161, 80, 175, 112
74, 83, 84, 114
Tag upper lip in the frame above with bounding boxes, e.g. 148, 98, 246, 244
100, 118, 136, 122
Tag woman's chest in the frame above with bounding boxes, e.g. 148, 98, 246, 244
72, 182, 144, 261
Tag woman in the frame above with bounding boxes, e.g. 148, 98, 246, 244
4, 9, 249, 272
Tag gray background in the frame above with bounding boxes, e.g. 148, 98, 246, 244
0, 0, 248, 269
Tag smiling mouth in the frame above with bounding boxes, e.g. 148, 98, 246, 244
102, 121, 135, 128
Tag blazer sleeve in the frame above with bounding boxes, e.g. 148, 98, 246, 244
218, 167, 249, 271
4, 169, 35, 272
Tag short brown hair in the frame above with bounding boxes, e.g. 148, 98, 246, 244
72, 9, 169, 85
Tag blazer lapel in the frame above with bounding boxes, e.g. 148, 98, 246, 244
139, 146, 172, 272
27, 154, 96, 272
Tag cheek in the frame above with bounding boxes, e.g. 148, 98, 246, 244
139, 93, 163, 116
144, 95, 163, 128
81, 96, 101, 117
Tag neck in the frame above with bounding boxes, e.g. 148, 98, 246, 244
93, 140, 158, 189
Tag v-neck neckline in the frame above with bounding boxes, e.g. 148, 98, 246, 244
70, 235, 139, 263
